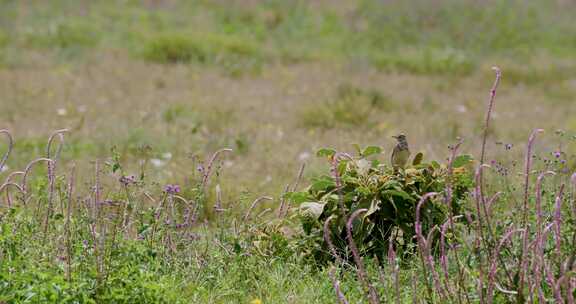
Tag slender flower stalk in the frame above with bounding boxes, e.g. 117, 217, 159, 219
291, 162, 306, 192
329, 266, 349, 304
484, 191, 503, 219
522, 129, 544, 228
278, 163, 307, 217
516, 129, 544, 303
543, 259, 564, 303
277, 184, 290, 217
0, 129, 13, 173
323, 215, 342, 265
480, 66, 501, 166
331, 153, 348, 219
478, 67, 502, 218
387, 241, 401, 304
440, 219, 454, 297
243, 196, 273, 221
415, 192, 447, 301
214, 184, 223, 215
445, 139, 463, 223
571, 173, 576, 221
532, 171, 555, 302
200, 148, 232, 191
0, 182, 24, 198
553, 184, 565, 266
46, 129, 69, 167
21, 158, 53, 202
2, 171, 24, 207
346, 208, 380, 304
65, 164, 76, 283
487, 228, 525, 304
42, 160, 56, 240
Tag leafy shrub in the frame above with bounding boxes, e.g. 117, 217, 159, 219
290, 146, 473, 263
143, 33, 208, 64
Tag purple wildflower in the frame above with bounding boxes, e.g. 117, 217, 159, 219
505, 143, 512, 150
554, 151, 561, 158
119, 175, 136, 186
164, 184, 181, 194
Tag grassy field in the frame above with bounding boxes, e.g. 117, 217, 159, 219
1, 0, 576, 303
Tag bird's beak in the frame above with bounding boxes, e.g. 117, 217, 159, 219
391, 135, 398, 139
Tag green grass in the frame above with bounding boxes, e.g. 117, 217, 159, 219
141, 31, 263, 75
2, 0, 576, 75
1, 1, 576, 302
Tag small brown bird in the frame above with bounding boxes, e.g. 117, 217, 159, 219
391, 134, 410, 171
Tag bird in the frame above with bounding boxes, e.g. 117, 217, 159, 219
391, 134, 410, 171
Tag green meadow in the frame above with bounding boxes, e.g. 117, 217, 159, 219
1, 1, 575, 303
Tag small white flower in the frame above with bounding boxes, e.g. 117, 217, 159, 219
298, 152, 311, 161
162, 152, 172, 160
456, 105, 467, 113
0, 165, 9, 173
150, 158, 165, 168
57, 108, 67, 116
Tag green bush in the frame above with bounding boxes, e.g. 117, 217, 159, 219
289, 146, 473, 263
142, 33, 208, 64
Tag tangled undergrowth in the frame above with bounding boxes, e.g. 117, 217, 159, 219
0, 67, 575, 303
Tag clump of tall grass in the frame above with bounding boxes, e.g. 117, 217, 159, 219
141, 31, 264, 76
0, 129, 239, 301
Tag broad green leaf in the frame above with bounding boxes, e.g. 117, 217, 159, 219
299, 202, 326, 220
356, 158, 371, 176
412, 152, 424, 165
310, 176, 335, 192
452, 154, 474, 168
362, 146, 383, 157
338, 160, 348, 176
285, 192, 312, 204
382, 189, 416, 202
356, 185, 371, 196
316, 148, 336, 158
352, 143, 362, 156
365, 199, 381, 217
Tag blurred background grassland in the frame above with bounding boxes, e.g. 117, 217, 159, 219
1, 0, 576, 200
